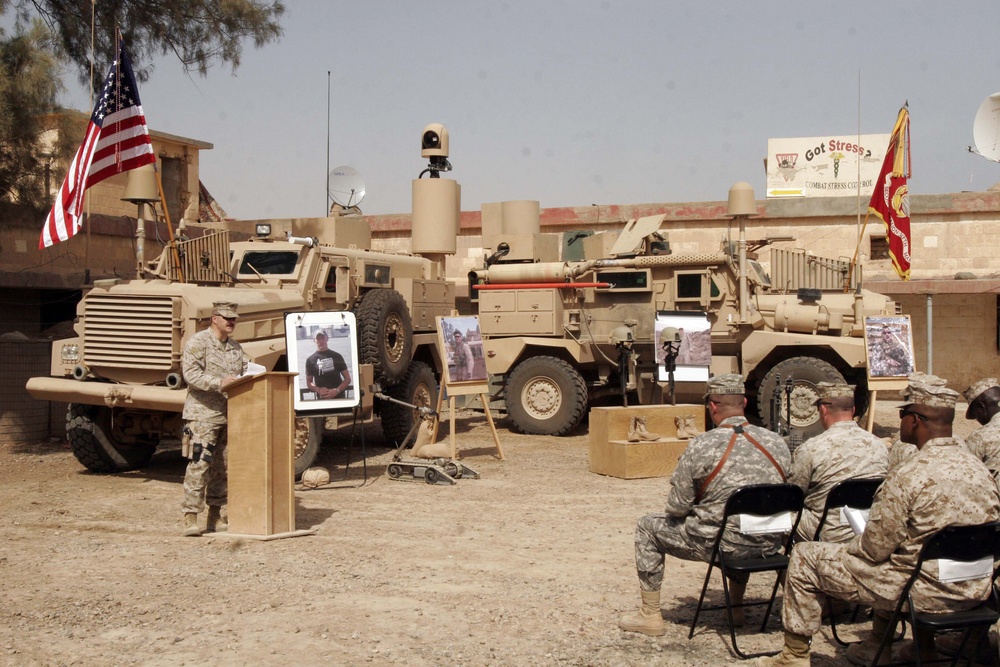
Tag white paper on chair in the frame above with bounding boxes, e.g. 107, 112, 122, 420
840, 506, 870, 535
739, 512, 793, 535
937, 557, 993, 583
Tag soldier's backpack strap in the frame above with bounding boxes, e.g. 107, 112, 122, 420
740, 426, 787, 482
695, 422, 786, 503
695, 429, 739, 504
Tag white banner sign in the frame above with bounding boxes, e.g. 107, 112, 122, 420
766, 133, 890, 198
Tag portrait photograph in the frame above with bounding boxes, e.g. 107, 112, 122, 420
655, 311, 711, 382
284, 311, 360, 413
864, 315, 915, 379
437, 315, 487, 385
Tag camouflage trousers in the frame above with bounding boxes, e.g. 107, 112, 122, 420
181, 421, 228, 514
782, 541, 897, 637
634, 513, 749, 592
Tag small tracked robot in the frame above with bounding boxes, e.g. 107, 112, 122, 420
375, 393, 479, 485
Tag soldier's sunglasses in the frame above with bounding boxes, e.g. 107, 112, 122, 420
899, 408, 928, 422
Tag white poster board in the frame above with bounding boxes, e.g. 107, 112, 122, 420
284, 311, 361, 413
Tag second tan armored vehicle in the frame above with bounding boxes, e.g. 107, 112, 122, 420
470, 208, 898, 444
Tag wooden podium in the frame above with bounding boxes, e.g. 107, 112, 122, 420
226, 372, 309, 539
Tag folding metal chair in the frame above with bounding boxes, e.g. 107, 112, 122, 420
811, 477, 885, 646
688, 483, 805, 660
870, 521, 1000, 667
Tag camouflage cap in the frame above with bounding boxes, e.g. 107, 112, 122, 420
899, 372, 960, 409
963, 378, 1000, 418
704, 373, 745, 398
812, 381, 856, 405
212, 301, 239, 319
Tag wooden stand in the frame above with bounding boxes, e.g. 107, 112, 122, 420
432, 382, 504, 460
226, 372, 310, 539
588, 404, 705, 479
865, 377, 909, 432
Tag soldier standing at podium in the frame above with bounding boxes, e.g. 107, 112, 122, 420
180, 301, 249, 537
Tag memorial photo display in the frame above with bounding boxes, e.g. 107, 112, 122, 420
437, 315, 487, 386
864, 315, 916, 379
654, 311, 711, 382
284, 311, 361, 413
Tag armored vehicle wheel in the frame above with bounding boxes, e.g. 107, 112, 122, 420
387, 463, 403, 479
381, 361, 438, 446
756, 357, 846, 442
356, 288, 414, 384
293, 417, 323, 477
66, 404, 158, 473
506, 356, 587, 436
424, 467, 440, 484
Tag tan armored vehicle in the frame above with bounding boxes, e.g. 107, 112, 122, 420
26, 216, 457, 475
28, 124, 464, 476
470, 197, 898, 444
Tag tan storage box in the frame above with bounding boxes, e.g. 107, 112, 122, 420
588, 404, 705, 479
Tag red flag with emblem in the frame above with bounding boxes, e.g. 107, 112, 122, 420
868, 106, 911, 280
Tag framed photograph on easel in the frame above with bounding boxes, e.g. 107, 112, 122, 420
862, 315, 914, 432
864, 315, 915, 380
437, 315, 488, 387
284, 311, 360, 414
433, 315, 504, 460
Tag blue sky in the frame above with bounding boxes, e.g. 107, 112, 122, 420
61, 1, 1000, 219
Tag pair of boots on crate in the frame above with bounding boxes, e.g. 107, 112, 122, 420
625, 414, 702, 442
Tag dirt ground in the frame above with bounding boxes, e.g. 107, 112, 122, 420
0, 401, 986, 667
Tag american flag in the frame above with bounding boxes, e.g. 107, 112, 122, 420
39, 38, 155, 249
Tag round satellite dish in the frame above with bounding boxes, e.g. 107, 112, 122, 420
328, 166, 366, 207
972, 93, 1000, 162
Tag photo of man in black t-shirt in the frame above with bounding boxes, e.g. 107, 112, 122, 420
305, 331, 352, 400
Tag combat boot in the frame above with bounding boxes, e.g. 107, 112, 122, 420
205, 506, 228, 533
618, 589, 666, 636
674, 415, 689, 439
753, 632, 811, 666
634, 416, 661, 441
627, 416, 640, 443
183, 512, 201, 537
845, 612, 894, 666
683, 415, 703, 438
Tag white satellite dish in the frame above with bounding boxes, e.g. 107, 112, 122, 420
328, 166, 366, 207
971, 92, 1000, 162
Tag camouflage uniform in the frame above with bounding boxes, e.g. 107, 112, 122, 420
964, 378, 1000, 482
781, 376, 1000, 637
632, 375, 792, 591
180, 320, 248, 514
965, 412, 1000, 481
790, 420, 889, 543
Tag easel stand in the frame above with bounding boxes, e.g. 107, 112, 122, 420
865, 377, 909, 433
225, 372, 314, 540
432, 381, 504, 461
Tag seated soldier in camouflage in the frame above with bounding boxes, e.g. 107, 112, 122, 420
619, 374, 791, 636
963, 377, 1000, 483
789, 382, 889, 543
756, 373, 1000, 667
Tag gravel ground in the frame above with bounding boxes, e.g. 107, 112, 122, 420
0, 401, 988, 667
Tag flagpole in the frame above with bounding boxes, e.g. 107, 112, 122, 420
326, 70, 331, 215
84, 0, 96, 284
856, 70, 862, 289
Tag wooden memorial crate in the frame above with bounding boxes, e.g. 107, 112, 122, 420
588, 404, 705, 479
